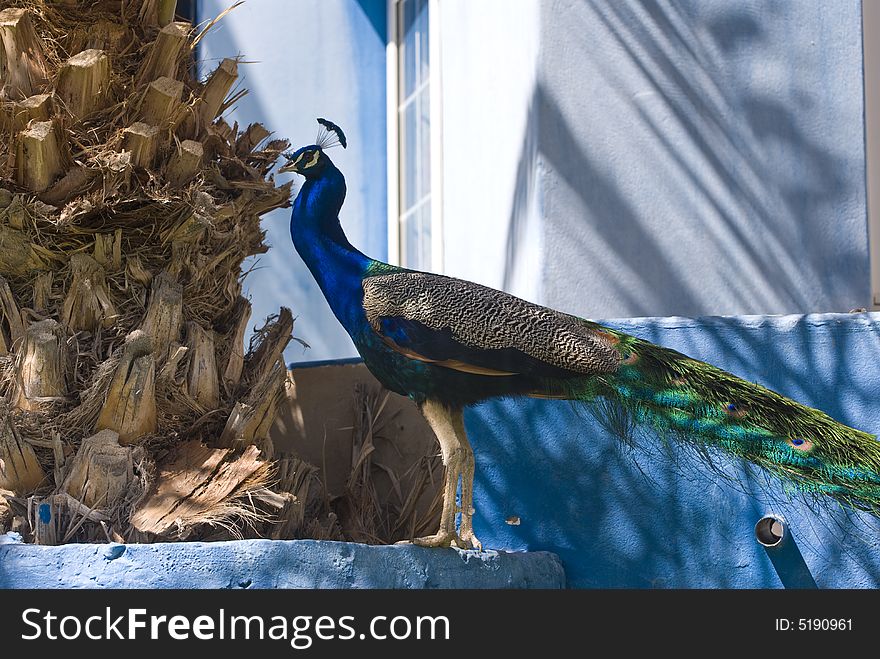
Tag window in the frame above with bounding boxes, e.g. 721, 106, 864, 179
388, 0, 442, 271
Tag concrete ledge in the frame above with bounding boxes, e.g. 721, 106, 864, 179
0, 536, 565, 589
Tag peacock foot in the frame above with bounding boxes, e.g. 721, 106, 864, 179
459, 528, 482, 551
397, 531, 471, 549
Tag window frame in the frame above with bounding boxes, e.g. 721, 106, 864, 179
386, 0, 444, 271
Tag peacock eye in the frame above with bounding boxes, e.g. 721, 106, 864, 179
621, 351, 639, 365
302, 150, 321, 168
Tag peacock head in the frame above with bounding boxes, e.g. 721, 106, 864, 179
279, 118, 347, 178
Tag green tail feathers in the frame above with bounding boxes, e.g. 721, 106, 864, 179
553, 328, 880, 515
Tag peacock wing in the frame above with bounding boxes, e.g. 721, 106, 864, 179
362, 271, 621, 377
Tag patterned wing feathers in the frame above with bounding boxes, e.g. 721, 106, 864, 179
363, 272, 621, 376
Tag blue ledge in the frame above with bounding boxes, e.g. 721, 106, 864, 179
0, 537, 565, 589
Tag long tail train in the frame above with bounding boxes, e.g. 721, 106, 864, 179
549, 327, 880, 515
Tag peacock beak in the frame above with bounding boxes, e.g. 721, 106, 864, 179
279, 150, 304, 174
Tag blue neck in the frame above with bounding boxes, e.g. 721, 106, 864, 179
290, 162, 372, 334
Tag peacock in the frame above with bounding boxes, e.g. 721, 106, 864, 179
279, 118, 880, 550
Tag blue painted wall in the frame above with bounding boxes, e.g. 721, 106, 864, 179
198, 0, 387, 362
465, 313, 880, 588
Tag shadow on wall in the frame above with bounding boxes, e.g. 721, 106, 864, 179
354, 0, 387, 41
466, 313, 880, 588
503, 0, 866, 318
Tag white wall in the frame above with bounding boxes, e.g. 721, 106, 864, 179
439, 0, 872, 320
199, 0, 387, 362
438, 0, 544, 303
538, 0, 870, 319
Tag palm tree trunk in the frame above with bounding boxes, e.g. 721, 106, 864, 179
0, 0, 295, 543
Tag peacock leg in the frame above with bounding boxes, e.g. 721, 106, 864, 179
400, 399, 468, 548
452, 411, 481, 550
